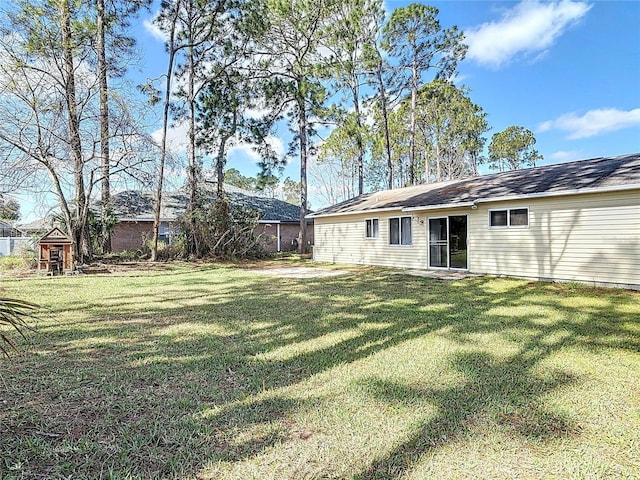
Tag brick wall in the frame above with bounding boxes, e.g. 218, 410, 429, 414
112, 222, 153, 252
112, 220, 315, 253
255, 222, 314, 252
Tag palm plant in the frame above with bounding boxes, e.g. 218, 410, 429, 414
0, 298, 39, 357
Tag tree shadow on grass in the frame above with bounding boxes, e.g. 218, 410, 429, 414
353, 330, 580, 479
2, 269, 639, 478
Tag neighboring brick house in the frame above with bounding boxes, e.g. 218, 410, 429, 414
107, 184, 313, 253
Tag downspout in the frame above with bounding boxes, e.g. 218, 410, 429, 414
277, 224, 281, 252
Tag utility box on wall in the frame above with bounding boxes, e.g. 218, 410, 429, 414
37, 228, 74, 275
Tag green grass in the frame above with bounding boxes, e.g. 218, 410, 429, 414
1, 260, 639, 479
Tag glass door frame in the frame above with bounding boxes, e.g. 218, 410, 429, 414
427, 215, 469, 271
428, 216, 449, 269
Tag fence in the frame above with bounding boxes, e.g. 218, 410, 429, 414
0, 237, 33, 256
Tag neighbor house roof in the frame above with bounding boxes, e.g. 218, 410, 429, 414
18, 217, 60, 235
106, 183, 306, 223
309, 153, 640, 218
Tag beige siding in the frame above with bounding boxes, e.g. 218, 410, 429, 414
313, 211, 428, 269
313, 189, 640, 288
469, 190, 640, 287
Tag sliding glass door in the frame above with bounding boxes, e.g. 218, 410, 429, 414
428, 215, 468, 270
428, 218, 448, 268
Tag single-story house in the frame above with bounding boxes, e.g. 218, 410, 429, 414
107, 183, 313, 253
309, 153, 640, 289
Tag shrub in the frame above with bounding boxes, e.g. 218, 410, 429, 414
0, 251, 36, 271
178, 197, 269, 260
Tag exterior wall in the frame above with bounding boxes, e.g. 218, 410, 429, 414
468, 189, 639, 288
0, 237, 32, 256
313, 189, 640, 288
313, 211, 429, 269
112, 222, 153, 252
255, 223, 304, 253
256, 222, 314, 253
113, 221, 315, 254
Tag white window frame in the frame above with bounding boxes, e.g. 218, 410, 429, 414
389, 216, 412, 246
365, 218, 379, 239
488, 207, 529, 229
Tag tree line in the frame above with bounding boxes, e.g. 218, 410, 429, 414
0, 0, 542, 263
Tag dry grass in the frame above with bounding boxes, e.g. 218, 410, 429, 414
1, 259, 639, 479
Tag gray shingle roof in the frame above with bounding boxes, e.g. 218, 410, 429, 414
310, 153, 640, 217
109, 184, 305, 223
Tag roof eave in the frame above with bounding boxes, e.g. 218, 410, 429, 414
472, 182, 640, 205
310, 183, 640, 219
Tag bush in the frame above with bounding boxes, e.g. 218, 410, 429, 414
178, 197, 269, 260
0, 252, 36, 271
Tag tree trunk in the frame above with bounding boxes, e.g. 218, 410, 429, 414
186, 37, 198, 256
351, 72, 364, 196
408, 60, 417, 186
296, 91, 308, 254
375, 58, 393, 190
97, 0, 111, 253
61, 0, 90, 264
152, 8, 179, 262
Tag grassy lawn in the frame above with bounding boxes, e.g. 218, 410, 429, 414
1, 260, 639, 479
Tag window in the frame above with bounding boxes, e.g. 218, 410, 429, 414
509, 208, 529, 226
365, 218, 379, 238
389, 216, 412, 245
489, 208, 529, 228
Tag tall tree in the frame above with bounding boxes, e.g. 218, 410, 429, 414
317, 112, 363, 201
412, 80, 488, 181
0, 1, 158, 263
382, 3, 466, 185
253, 0, 334, 253
324, 0, 383, 195
364, 38, 396, 190
60, 0, 92, 261
368, 105, 410, 190
95, 0, 151, 253
196, 1, 279, 200
148, 0, 181, 262
0, 0, 95, 262
488, 126, 542, 172
173, 0, 228, 255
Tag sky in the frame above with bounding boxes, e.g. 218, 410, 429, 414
12, 0, 640, 220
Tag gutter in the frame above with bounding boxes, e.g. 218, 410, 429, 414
306, 206, 402, 220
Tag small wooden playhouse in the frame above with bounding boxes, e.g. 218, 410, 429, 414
37, 228, 74, 274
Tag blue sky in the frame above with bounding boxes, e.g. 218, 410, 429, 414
15, 0, 640, 220
135, 0, 639, 193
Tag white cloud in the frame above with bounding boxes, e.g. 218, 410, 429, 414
549, 150, 583, 162
538, 108, 640, 139
143, 16, 167, 43
151, 122, 189, 153
465, 0, 591, 68
228, 136, 285, 162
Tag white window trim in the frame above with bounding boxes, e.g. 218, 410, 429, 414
389, 216, 413, 246
365, 218, 380, 239
488, 207, 529, 229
